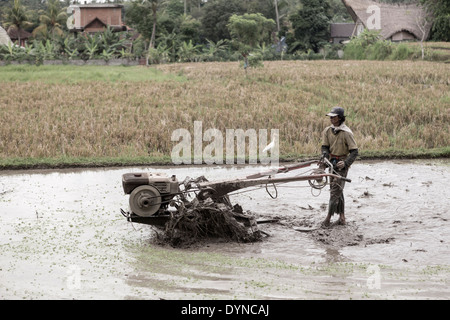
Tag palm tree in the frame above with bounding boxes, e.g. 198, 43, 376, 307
149, 0, 159, 49
3, 0, 33, 47
274, 0, 280, 32
272, 0, 297, 33
32, 0, 67, 40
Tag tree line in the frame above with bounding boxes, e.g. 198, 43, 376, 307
1, 0, 448, 65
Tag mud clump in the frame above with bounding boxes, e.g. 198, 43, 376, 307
156, 198, 262, 248
151, 175, 264, 248
310, 223, 364, 247
308, 222, 395, 248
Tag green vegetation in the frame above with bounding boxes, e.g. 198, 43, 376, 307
0, 64, 185, 83
420, 0, 450, 41
1, 0, 349, 65
1, 0, 449, 65
288, 0, 332, 53
0, 26, 145, 64
227, 13, 275, 69
344, 30, 450, 62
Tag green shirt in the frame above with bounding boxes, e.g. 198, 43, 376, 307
322, 126, 358, 157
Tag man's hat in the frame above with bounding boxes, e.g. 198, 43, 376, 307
326, 106, 345, 117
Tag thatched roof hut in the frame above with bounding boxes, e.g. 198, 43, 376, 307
7, 28, 32, 47
0, 26, 12, 46
330, 23, 356, 44
341, 0, 432, 41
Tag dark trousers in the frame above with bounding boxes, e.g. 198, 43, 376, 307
328, 166, 349, 216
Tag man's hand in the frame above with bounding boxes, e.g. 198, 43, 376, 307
337, 160, 346, 170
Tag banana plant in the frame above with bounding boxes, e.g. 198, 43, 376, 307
202, 39, 229, 61
148, 43, 170, 64
84, 35, 99, 60
31, 39, 56, 61
5, 41, 16, 60
99, 26, 125, 53
21, 42, 35, 61
43, 39, 56, 60
255, 42, 271, 59
64, 47, 79, 60
177, 40, 201, 62
119, 47, 134, 60
62, 37, 78, 60
2, 41, 25, 61
100, 48, 115, 62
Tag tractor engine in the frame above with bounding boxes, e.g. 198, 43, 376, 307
122, 172, 179, 217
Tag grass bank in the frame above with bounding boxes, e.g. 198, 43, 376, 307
0, 61, 449, 170
0, 64, 184, 83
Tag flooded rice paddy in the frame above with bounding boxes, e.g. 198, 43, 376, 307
0, 160, 449, 300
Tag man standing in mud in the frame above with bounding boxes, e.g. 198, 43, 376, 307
321, 106, 358, 227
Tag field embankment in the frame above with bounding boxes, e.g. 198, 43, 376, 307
0, 61, 448, 169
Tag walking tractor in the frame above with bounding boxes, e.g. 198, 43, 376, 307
120, 157, 351, 244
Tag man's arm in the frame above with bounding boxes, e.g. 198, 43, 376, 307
344, 148, 358, 168
321, 127, 330, 159
321, 145, 330, 159
343, 131, 358, 168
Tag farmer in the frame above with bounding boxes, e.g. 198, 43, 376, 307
321, 106, 358, 227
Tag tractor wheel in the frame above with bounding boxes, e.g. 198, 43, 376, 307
129, 185, 161, 217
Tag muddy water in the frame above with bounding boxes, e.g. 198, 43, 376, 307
0, 160, 449, 300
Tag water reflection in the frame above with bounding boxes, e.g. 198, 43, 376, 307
323, 247, 347, 263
